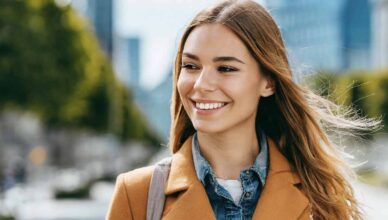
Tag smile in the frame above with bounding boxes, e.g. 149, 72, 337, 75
195, 102, 226, 110
190, 99, 229, 113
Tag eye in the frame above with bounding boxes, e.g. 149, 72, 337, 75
217, 65, 238, 73
181, 63, 199, 70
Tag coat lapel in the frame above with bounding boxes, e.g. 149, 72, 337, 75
163, 136, 216, 220
252, 138, 309, 219
162, 135, 308, 220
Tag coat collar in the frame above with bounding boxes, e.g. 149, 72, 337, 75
164, 135, 309, 220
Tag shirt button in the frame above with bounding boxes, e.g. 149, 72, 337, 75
245, 192, 252, 198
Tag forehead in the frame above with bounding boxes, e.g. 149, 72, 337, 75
182, 23, 252, 59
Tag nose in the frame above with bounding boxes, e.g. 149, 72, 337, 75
193, 68, 217, 92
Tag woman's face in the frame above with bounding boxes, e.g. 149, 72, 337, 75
177, 24, 273, 134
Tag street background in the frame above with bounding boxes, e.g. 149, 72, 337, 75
1, 0, 388, 219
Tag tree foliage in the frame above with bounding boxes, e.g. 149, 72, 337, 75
0, 0, 160, 145
306, 69, 388, 132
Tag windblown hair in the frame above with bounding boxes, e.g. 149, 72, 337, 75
168, 0, 380, 219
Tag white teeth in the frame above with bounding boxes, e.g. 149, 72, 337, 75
195, 102, 225, 110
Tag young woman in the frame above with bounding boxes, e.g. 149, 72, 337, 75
107, 0, 379, 219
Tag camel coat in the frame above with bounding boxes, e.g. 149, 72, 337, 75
106, 135, 312, 220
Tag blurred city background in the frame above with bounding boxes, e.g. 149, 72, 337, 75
0, 0, 388, 219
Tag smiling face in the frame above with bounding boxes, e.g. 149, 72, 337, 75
177, 23, 274, 135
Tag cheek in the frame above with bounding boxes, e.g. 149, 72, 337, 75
226, 78, 261, 103
177, 73, 194, 97
177, 73, 195, 117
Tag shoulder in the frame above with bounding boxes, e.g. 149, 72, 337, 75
106, 166, 155, 220
119, 165, 154, 188
118, 165, 155, 206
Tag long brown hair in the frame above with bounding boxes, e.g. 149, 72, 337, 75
169, 0, 380, 219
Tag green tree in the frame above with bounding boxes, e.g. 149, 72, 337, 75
306, 70, 337, 98
379, 79, 388, 131
350, 80, 368, 118
0, 0, 160, 144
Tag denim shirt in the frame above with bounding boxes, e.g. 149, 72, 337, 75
192, 127, 269, 220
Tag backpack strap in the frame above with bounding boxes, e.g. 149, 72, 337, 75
146, 157, 173, 220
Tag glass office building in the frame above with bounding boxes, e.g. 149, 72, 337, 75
266, 0, 371, 75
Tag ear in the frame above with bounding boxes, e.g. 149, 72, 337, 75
260, 76, 275, 97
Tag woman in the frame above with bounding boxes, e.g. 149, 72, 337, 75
107, 0, 379, 219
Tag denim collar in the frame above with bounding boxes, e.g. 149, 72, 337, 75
192, 127, 269, 186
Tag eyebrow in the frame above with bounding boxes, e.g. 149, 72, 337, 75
182, 52, 245, 64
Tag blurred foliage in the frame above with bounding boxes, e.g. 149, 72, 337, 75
358, 169, 388, 189
306, 69, 388, 132
54, 181, 91, 199
54, 175, 115, 199
0, 216, 15, 220
0, 0, 160, 145
54, 185, 90, 199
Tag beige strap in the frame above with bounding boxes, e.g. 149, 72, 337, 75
146, 157, 172, 220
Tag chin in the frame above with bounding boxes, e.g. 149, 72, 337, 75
193, 121, 227, 134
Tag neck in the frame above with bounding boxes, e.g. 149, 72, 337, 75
197, 122, 259, 180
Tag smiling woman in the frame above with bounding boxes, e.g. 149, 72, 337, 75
107, 0, 380, 220
177, 23, 274, 137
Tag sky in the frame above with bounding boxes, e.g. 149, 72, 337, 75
115, 0, 265, 90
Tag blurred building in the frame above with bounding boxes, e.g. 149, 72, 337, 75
145, 71, 173, 140
128, 68, 172, 141
372, 0, 388, 68
267, 0, 372, 74
114, 36, 142, 90
114, 34, 171, 140
127, 37, 141, 89
72, 0, 113, 58
343, 0, 372, 69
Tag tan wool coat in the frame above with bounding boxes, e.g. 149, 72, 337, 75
106, 135, 312, 220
